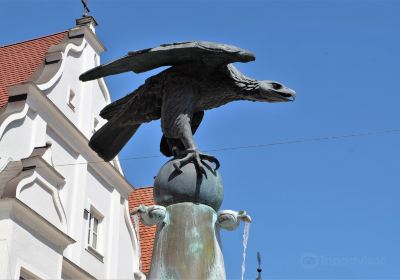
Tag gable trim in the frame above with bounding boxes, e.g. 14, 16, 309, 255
5, 82, 134, 196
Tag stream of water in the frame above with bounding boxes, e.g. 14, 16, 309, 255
241, 222, 251, 280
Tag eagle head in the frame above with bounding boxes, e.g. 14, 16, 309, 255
254, 80, 296, 102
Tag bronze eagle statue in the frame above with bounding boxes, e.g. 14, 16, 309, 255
80, 41, 295, 174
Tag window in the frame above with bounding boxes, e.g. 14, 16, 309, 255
88, 211, 101, 250
67, 89, 76, 111
85, 206, 104, 261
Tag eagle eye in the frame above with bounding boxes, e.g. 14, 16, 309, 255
271, 82, 282, 90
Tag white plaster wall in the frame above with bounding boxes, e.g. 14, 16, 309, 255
10, 220, 63, 279
116, 201, 136, 279
45, 127, 89, 263
46, 126, 78, 215
85, 167, 112, 222
0, 109, 39, 161
42, 41, 108, 140
80, 249, 105, 280
44, 52, 84, 129
78, 49, 109, 140
0, 219, 12, 280
104, 190, 120, 278
0, 217, 63, 279
89, 79, 108, 133
61, 156, 88, 263
79, 167, 112, 279
18, 180, 62, 229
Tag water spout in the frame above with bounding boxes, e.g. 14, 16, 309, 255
241, 221, 251, 280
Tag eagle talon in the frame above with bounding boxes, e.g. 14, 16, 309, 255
199, 153, 220, 170
172, 150, 219, 176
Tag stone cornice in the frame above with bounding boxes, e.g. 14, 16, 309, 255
0, 144, 69, 232
0, 198, 75, 248
68, 25, 106, 53
21, 156, 65, 187
62, 257, 96, 280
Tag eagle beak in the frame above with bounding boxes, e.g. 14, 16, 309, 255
276, 87, 296, 102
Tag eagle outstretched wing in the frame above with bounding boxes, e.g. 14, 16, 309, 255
79, 41, 255, 81
99, 75, 163, 121
88, 76, 163, 161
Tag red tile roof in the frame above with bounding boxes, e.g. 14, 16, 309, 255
0, 32, 67, 109
128, 187, 156, 274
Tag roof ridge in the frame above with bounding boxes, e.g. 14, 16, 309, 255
0, 31, 68, 49
134, 186, 154, 190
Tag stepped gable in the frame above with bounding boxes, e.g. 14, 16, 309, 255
0, 32, 67, 108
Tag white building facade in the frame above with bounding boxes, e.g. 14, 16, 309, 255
0, 17, 144, 279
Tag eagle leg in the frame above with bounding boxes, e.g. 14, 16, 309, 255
172, 149, 220, 177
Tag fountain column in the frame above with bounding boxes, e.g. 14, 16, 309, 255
149, 202, 225, 279
132, 160, 250, 280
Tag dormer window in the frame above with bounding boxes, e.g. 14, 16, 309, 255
68, 89, 76, 111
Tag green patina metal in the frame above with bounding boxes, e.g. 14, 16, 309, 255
154, 159, 224, 211
149, 202, 225, 280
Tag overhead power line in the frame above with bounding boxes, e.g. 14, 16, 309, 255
205, 128, 400, 153
1, 128, 400, 171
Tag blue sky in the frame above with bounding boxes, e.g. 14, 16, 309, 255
1, 0, 399, 279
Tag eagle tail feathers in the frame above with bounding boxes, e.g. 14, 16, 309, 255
89, 118, 140, 161
100, 92, 136, 120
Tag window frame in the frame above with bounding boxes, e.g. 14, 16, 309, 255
85, 204, 104, 261
88, 212, 100, 249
